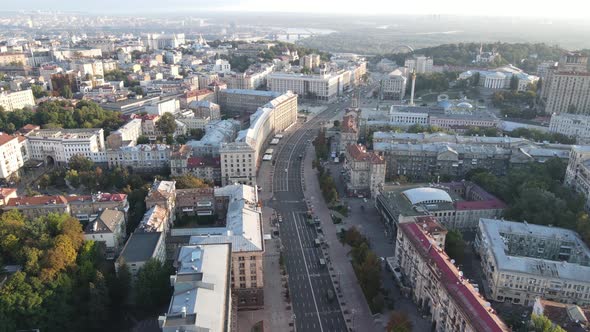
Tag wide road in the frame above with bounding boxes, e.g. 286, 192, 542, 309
269, 101, 348, 332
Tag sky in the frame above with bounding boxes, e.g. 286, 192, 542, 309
3, 0, 590, 19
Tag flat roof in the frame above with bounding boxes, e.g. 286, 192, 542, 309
118, 232, 163, 263
479, 218, 590, 282
402, 188, 453, 205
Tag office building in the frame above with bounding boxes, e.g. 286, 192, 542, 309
382, 69, 407, 100
217, 89, 280, 116
159, 244, 234, 332
394, 219, 509, 331
26, 128, 107, 165
545, 53, 590, 115
344, 144, 386, 198
300, 54, 321, 69
267, 72, 347, 101
0, 89, 35, 112
475, 218, 590, 307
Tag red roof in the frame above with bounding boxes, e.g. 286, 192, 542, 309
185, 89, 213, 98
400, 223, 508, 332
0, 133, 17, 146
347, 144, 385, 164
7, 195, 68, 206
0, 188, 16, 199
414, 216, 447, 235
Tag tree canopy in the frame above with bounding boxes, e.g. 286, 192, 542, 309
157, 113, 177, 135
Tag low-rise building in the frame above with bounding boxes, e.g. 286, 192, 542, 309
4, 195, 70, 219
27, 128, 107, 165
84, 209, 126, 259
66, 192, 129, 222
475, 218, 590, 307
106, 118, 143, 149
175, 188, 216, 217
107, 144, 170, 172
145, 180, 176, 220
339, 111, 359, 153
532, 298, 590, 332
394, 220, 509, 331
116, 231, 166, 276
0, 188, 17, 206
0, 133, 28, 180
137, 205, 171, 233
344, 144, 386, 197
158, 244, 234, 332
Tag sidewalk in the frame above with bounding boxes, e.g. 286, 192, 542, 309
301, 143, 379, 332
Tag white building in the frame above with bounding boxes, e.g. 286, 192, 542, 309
549, 113, 590, 143
212, 59, 231, 74
27, 128, 107, 165
159, 244, 233, 332
460, 65, 539, 91
476, 218, 590, 307
106, 118, 143, 149
143, 33, 186, 50
267, 71, 346, 101
0, 134, 27, 180
404, 55, 434, 74
107, 144, 170, 172
545, 53, 590, 115
381, 69, 407, 100
565, 146, 590, 211
0, 89, 35, 112
145, 98, 180, 116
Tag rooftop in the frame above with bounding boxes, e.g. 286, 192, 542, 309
85, 209, 125, 234
402, 187, 453, 205
6, 195, 68, 207
118, 231, 163, 263
400, 222, 508, 332
221, 88, 280, 98
137, 205, 169, 232
347, 144, 385, 164
479, 218, 590, 282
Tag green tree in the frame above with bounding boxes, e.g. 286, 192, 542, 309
61, 85, 73, 99
530, 314, 566, 332
108, 262, 131, 307
444, 230, 465, 263
173, 174, 211, 189
157, 113, 177, 135
137, 135, 150, 144
387, 311, 413, 332
31, 85, 48, 99
135, 259, 172, 311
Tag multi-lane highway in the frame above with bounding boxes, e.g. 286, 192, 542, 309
269, 101, 348, 332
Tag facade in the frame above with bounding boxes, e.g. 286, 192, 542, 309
217, 89, 280, 116
0, 89, 35, 112
188, 120, 240, 157
300, 54, 321, 69
169, 185, 264, 309
106, 118, 143, 149
376, 183, 505, 237
339, 111, 360, 153
66, 192, 129, 222
394, 220, 509, 332
145, 180, 177, 221
107, 144, 170, 172
344, 144, 386, 197
549, 113, 590, 143
27, 128, 107, 165
175, 188, 216, 217
84, 209, 126, 259
545, 53, 590, 115
0, 134, 27, 180
382, 69, 407, 100
221, 92, 297, 186
475, 218, 590, 307
460, 65, 539, 92
404, 55, 434, 74
144, 98, 180, 116
159, 244, 234, 332
267, 71, 348, 101
143, 33, 185, 50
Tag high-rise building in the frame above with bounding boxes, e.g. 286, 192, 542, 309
544, 53, 590, 115
404, 55, 434, 74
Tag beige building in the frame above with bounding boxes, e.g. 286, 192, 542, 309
84, 209, 126, 259
300, 54, 321, 69
565, 146, 590, 211
0, 53, 26, 66
170, 184, 264, 309
339, 111, 360, 153
66, 192, 129, 222
221, 92, 297, 186
476, 218, 590, 307
404, 55, 434, 74
26, 128, 107, 165
344, 144, 386, 198
107, 144, 170, 172
382, 69, 407, 100
394, 220, 509, 331
545, 53, 590, 115
0, 89, 35, 112
0, 134, 27, 180
267, 72, 347, 101
106, 118, 143, 149
145, 180, 176, 222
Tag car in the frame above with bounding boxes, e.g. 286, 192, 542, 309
284, 168, 288, 172
326, 289, 335, 302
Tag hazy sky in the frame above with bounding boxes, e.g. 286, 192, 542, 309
4, 0, 590, 19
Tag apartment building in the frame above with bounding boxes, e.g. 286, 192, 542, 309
159, 244, 234, 332
169, 184, 264, 309
565, 146, 590, 211
545, 53, 590, 115
267, 71, 346, 101
4, 195, 70, 219
475, 218, 590, 307
300, 54, 321, 69
0, 89, 35, 112
187, 120, 240, 157
116, 231, 166, 276
394, 220, 509, 331
66, 192, 129, 222
145, 180, 177, 221
26, 128, 107, 165
107, 144, 170, 172
344, 144, 386, 198
143, 33, 185, 49
549, 113, 590, 143
0, 133, 27, 180
0, 53, 26, 66
175, 188, 217, 217
339, 111, 359, 153
220, 92, 297, 186
106, 118, 143, 149
217, 89, 280, 116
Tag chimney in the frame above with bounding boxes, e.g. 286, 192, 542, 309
410, 70, 416, 106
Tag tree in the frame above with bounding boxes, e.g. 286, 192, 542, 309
135, 259, 172, 311
61, 85, 73, 99
387, 311, 413, 332
189, 128, 205, 140
173, 174, 211, 189
333, 120, 340, 128
509, 75, 519, 91
108, 262, 131, 307
157, 113, 177, 135
444, 230, 465, 263
137, 135, 150, 144
530, 314, 566, 332
31, 85, 48, 99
